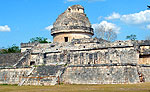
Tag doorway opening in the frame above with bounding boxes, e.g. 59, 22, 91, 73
30, 61, 35, 66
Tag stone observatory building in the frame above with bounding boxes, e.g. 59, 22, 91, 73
51, 5, 93, 43
0, 5, 150, 86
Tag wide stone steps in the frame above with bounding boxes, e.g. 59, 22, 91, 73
13, 50, 30, 67
18, 67, 35, 86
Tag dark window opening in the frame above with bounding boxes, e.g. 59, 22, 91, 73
64, 37, 68, 42
30, 61, 35, 66
68, 8, 71, 12
139, 54, 150, 58
43, 53, 46, 58
43, 60, 46, 64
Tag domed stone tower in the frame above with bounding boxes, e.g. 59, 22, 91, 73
51, 5, 94, 43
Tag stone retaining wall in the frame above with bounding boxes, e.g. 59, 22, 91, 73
24, 65, 64, 85
0, 68, 31, 84
139, 66, 150, 82
62, 65, 140, 84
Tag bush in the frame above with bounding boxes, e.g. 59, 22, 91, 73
0, 44, 21, 54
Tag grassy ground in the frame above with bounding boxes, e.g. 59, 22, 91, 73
0, 83, 150, 92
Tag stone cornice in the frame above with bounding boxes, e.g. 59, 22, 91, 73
51, 26, 93, 35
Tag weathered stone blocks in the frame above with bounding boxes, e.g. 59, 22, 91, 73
62, 66, 140, 84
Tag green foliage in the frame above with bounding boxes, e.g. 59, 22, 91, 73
0, 84, 8, 85
0, 44, 20, 54
126, 34, 137, 41
7, 44, 20, 53
0, 49, 8, 54
29, 37, 50, 43
0, 84, 18, 86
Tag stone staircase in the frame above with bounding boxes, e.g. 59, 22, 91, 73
18, 66, 35, 86
14, 43, 39, 67
50, 68, 65, 85
16, 42, 68, 85
13, 50, 31, 67
24, 65, 67, 86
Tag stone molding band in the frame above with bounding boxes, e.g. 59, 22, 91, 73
51, 26, 93, 35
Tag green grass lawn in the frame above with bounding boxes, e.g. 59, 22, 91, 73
0, 83, 150, 92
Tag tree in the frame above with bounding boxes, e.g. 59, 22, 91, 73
126, 34, 137, 41
29, 37, 50, 43
94, 25, 117, 42
0, 44, 21, 54
0, 49, 8, 54
7, 44, 20, 53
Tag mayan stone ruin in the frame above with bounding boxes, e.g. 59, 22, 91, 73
0, 5, 150, 86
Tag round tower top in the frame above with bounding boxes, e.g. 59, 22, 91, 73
51, 5, 94, 36
67, 5, 84, 13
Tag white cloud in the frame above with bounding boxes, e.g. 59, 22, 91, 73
146, 24, 150, 30
105, 10, 150, 25
105, 12, 121, 20
121, 10, 150, 24
0, 25, 11, 32
92, 21, 120, 34
45, 25, 53, 31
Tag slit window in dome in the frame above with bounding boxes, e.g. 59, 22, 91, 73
64, 37, 68, 42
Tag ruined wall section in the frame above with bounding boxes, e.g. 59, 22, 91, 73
139, 45, 150, 64
23, 65, 65, 85
32, 40, 138, 66
62, 66, 139, 84
28, 40, 140, 84
0, 68, 31, 84
67, 48, 138, 65
138, 65, 150, 82
61, 46, 140, 84
18, 40, 150, 84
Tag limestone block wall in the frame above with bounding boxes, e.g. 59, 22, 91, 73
21, 43, 37, 52
139, 56, 150, 64
67, 48, 138, 65
42, 45, 140, 84
17, 40, 150, 85
59, 46, 139, 84
53, 32, 92, 43
46, 53, 66, 65
24, 65, 64, 85
44, 47, 138, 66
0, 68, 31, 84
62, 65, 140, 84
139, 46, 150, 64
139, 66, 150, 82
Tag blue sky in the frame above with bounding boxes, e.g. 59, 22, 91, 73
0, 0, 150, 48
